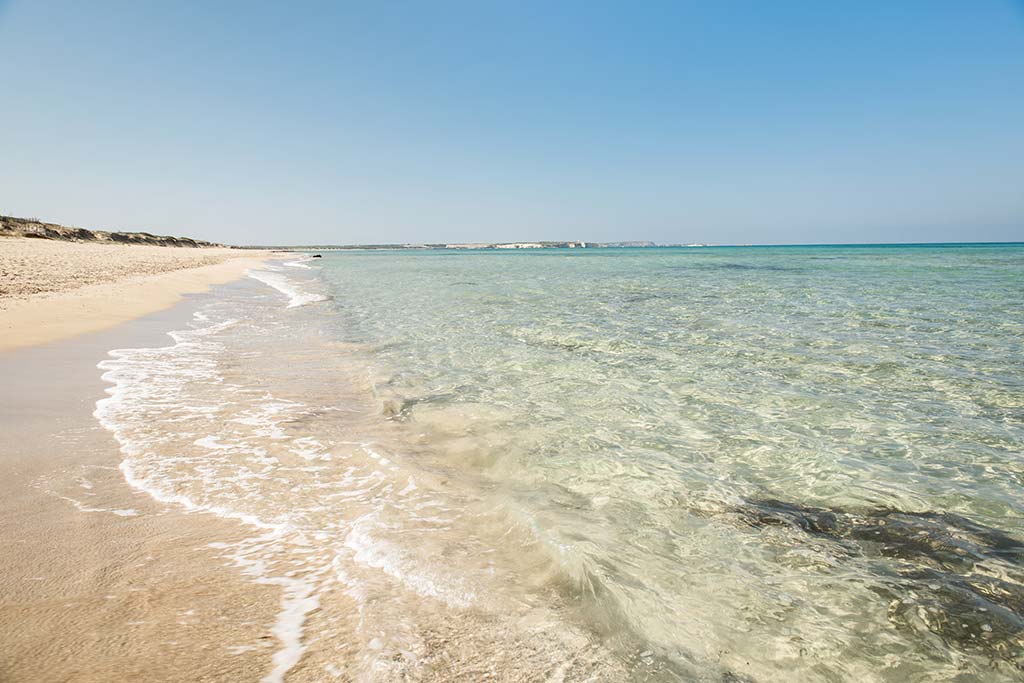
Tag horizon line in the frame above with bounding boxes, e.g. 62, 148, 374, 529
241, 239, 1024, 249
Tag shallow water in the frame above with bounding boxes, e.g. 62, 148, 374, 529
96, 245, 1024, 681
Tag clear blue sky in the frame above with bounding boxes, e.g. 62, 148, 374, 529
1, 1, 1022, 245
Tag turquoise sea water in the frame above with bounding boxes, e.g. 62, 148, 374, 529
325, 245, 1023, 520
98, 244, 1024, 681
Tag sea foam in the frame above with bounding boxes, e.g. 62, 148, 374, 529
91, 302, 472, 680
247, 267, 326, 308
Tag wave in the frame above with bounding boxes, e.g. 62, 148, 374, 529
247, 268, 326, 308
282, 257, 314, 270
90, 304, 507, 680
88, 282, 672, 681
93, 310, 321, 682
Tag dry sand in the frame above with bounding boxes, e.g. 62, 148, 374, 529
0, 237, 275, 351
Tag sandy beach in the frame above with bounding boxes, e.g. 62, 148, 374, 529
4, 240, 1023, 682
3, 2, 1021, 679
0, 238, 273, 351
0, 239, 287, 681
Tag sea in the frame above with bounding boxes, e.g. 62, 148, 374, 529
94, 244, 1024, 682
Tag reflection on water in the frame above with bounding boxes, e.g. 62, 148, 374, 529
97, 246, 1024, 681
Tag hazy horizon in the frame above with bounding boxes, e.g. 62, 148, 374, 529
2, 1, 1022, 246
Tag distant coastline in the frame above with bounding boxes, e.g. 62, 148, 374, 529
237, 240, 1024, 252
5, 214, 1019, 251
238, 240, 716, 251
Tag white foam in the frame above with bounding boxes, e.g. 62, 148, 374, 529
247, 269, 326, 308
232, 401, 295, 440
261, 577, 320, 683
291, 436, 329, 461
344, 513, 475, 608
94, 309, 318, 680
194, 435, 237, 450
92, 303, 485, 680
54, 493, 139, 517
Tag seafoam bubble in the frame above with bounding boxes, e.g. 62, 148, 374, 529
247, 268, 326, 308
344, 512, 476, 609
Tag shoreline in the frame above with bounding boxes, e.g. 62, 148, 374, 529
6, 243, 1021, 681
0, 238, 275, 352
0, 280, 284, 682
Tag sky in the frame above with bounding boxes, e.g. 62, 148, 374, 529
1, 1, 1022, 246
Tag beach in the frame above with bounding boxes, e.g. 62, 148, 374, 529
1, 241, 1021, 682
0, 238, 271, 351
0, 238, 284, 681
3, 1, 1020, 679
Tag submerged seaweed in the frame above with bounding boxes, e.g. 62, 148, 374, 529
736, 499, 1024, 667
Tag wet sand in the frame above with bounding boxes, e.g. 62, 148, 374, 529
0, 287, 283, 682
